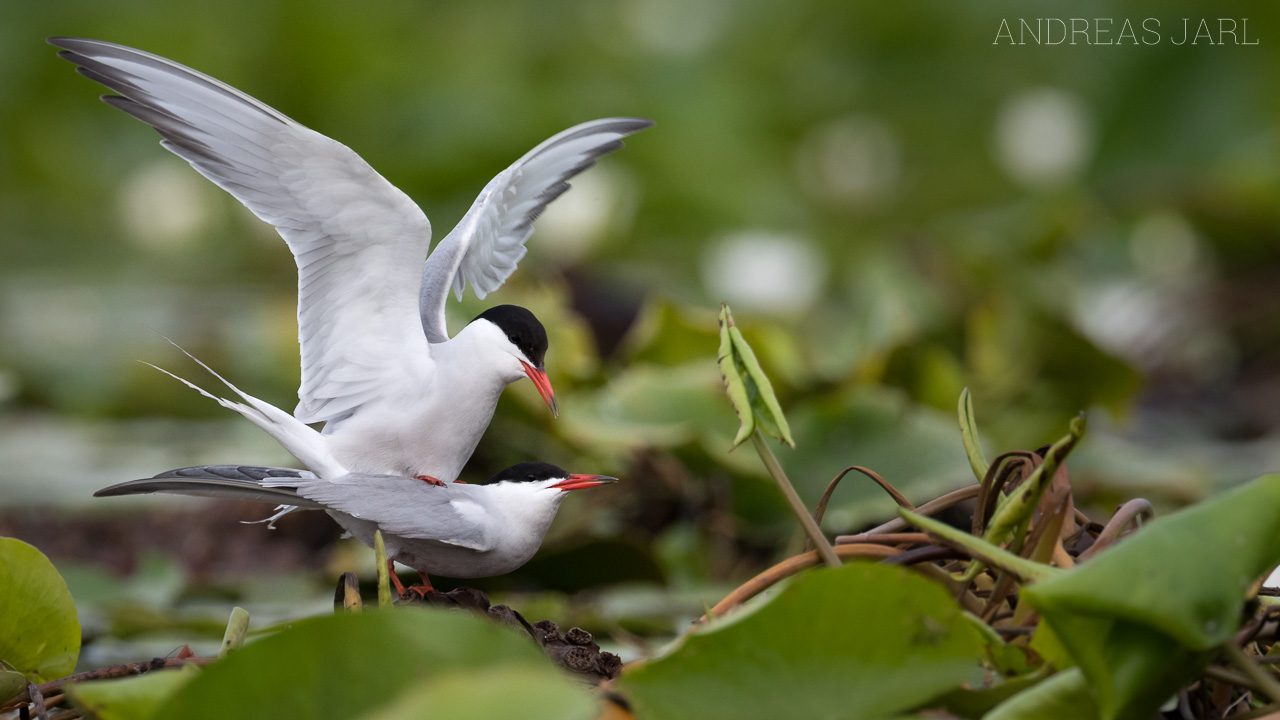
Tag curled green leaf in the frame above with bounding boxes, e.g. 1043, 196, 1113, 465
899, 509, 1058, 584
984, 414, 1085, 547
717, 304, 794, 449
958, 388, 989, 482
718, 305, 754, 448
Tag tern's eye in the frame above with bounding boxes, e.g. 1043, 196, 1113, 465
507, 334, 518, 344
525, 474, 537, 481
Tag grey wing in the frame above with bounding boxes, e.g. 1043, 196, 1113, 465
417, 117, 654, 342
51, 38, 433, 425
95, 465, 326, 508
295, 477, 492, 551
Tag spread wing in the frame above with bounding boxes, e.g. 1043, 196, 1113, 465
50, 38, 433, 425
296, 477, 493, 551
417, 117, 654, 342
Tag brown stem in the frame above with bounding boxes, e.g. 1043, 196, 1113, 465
703, 544, 898, 620
806, 467, 913, 552
28, 682, 48, 720
836, 484, 980, 540
4, 658, 214, 708
832, 532, 930, 546
1078, 499, 1154, 561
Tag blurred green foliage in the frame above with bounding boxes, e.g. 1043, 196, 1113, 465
4, 0, 1280, 612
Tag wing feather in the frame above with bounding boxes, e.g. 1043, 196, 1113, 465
51, 37, 433, 425
417, 117, 653, 342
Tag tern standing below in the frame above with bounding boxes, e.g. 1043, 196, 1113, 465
51, 37, 653, 482
96, 462, 615, 595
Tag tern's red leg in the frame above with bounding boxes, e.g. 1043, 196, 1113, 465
398, 572, 436, 600
387, 559, 408, 596
415, 474, 446, 486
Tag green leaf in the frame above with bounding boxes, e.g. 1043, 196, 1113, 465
983, 414, 1084, 547
621, 563, 986, 720
898, 510, 1058, 584
717, 306, 754, 447
67, 663, 201, 720
982, 668, 1098, 720
717, 304, 794, 449
153, 608, 589, 719
0, 537, 80, 682
0, 668, 27, 703
355, 666, 593, 720
958, 388, 989, 482
936, 669, 1046, 719
1023, 473, 1280, 720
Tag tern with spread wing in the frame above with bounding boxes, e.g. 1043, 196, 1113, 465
51, 37, 653, 481
100, 345, 613, 592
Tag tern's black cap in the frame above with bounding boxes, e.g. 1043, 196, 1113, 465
473, 305, 548, 367
480, 462, 567, 485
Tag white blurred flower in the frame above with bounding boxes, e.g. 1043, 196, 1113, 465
702, 231, 824, 315
118, 159, 212, 251
995, 88, 1092, 188
533, 165, 634, 264
797, 114, 901, 207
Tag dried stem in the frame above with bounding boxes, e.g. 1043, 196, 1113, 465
1078, 499, 1154, 561
3, 658, 214, 709
704, 543, 898, 620
837, 484, 980, 540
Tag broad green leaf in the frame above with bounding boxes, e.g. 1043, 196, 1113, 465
1023, 473, 1280, 720
982, 668, 1098, 720
937, 669, 1046, 719
154, 608, 588, 719
0, 537, 80, 682
958, 388, 989, 482
67, 663, 201, 720
621, 563, 986, 720
357, 666, 593, 720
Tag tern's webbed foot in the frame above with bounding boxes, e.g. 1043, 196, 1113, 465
414, 474, 446, 487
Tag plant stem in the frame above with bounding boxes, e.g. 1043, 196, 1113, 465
1224, 642, 1280, 705
750, 430, 840, 568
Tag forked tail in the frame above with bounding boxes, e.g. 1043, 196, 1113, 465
143, 339, 348, 479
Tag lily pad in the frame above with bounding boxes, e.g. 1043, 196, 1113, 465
621, 562, 987, 720
1023, 473, 1280, 720
67, 663, 201, 720
153, 607, 591, 719
0, 537, 80, 682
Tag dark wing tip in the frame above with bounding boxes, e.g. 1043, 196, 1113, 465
94, 482, 142, 498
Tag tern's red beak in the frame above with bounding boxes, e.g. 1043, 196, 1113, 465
549, 474, 617, 492
520, 361, 558, 417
